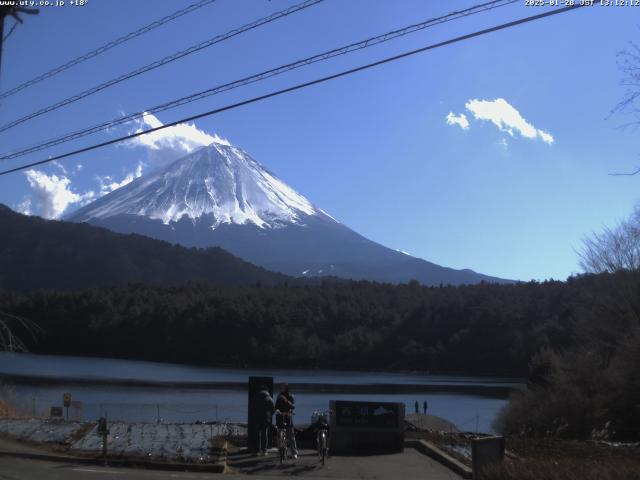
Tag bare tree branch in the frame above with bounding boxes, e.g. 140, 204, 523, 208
0, 311, 42, 352
609, 167, 640, 176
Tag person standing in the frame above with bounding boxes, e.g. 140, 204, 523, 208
254, 385, 275, 455
275, 384, 298, 459
414, 400, 419, 414
423, 400, 428, 415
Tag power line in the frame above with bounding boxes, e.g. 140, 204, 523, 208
2, 21, 17, 42
0, 3, 587, 177
0, 0, 218, 100
0, 0, 324, 134
0, 0, 518, 162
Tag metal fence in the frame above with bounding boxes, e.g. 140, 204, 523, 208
10, 396, 247, 424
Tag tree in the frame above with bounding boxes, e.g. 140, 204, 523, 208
496, 211, 640, 440
612, 41, 640, 122
0, 311, 40, 352
578, 206, 640, 273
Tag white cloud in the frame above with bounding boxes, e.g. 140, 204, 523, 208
538, 130, 554, 145
24, 170, 94, 219
23, 162, 140, 219
498, 138, 509, 150
15, 197, 32, 215
97, 163, 143, 196
465, 98, 554, 145
51, 160, 68, 175
446, 112, 469, 130
126, 112, 230, 167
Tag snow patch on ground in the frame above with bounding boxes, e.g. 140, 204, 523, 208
1, 418, 246, 462
1, 418, 85, 444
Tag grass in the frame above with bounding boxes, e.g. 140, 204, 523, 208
481, 458, 640, 480
406, 431, 640, 480
487, 437, 640, 480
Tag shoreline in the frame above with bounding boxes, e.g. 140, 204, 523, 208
0, 372, 517, 396
0, 351, 526, 382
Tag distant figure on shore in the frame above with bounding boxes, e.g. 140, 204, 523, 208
254, 385, 274, 455
423, 400, 428, 415
275, 383, 298, 459
414, 400, 419, 414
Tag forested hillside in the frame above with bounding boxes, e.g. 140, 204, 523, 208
0, 205, 288, 290
2, 266, 638, 440
0, 276, 594, 376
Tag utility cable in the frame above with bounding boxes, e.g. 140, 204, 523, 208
0, 0, 324, 133
0, 3, 588, 177
0, 0, 517, 161
0, 0, 218, 100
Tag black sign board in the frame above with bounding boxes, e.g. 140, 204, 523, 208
334, 400, 399, 429
472, 436, 505, 479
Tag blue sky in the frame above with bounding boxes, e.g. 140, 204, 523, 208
0, 0, 638, 282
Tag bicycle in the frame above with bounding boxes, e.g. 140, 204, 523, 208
312, 410, 330, 465
275, 410, 295, 464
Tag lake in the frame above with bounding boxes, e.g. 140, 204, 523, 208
0, 352, 520, 433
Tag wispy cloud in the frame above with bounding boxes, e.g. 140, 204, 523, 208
97, 163, 143, 196
15, 197, 32, 215
446, 112, 469, 130
51, 160, 68, 175
24, 170, 95, 219
126, 112, 230, 167
464, 98, 554, 145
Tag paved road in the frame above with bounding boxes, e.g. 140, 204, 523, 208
0, 449, 462, 480
228, 449, 463, 479
0, 456, 216, 480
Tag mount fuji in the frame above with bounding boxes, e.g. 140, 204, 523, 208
67, 139, 508, 285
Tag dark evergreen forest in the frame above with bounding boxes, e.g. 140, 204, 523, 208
0, 275, 609, 376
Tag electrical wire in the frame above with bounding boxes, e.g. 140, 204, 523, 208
0, 3, 587, 177
0, 0, 324, 134
2, 21, 18, 42
0, 0, 518, 162
0, 0, 218, 100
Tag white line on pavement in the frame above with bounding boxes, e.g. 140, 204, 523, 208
72, 468, 125, 475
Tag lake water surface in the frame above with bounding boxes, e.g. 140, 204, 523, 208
0, 352, 520, 433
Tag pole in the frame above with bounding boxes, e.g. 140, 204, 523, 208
102, 429, 107, 463
0, 6, 39, 77
0, 9, 6, 76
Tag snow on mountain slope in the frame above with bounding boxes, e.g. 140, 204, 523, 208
68, 139, 511, 286
70, 142, 320, 229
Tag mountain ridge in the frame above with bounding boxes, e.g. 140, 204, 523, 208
68, 142, 512, 286
0, 204, 290, 291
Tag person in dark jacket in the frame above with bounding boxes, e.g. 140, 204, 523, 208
255, 385, 275, 455
275, 384, 298, 458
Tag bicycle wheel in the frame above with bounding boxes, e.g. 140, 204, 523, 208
279, 429, 286, 464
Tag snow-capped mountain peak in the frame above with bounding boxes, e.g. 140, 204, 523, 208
69, 142, 321, 229
67, 137, 510, 286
